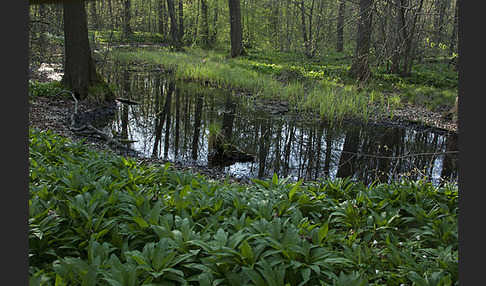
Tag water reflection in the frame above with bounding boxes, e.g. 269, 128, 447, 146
104, 65, 458, 185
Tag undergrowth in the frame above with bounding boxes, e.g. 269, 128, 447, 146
29, 128, 458, 285
110, 48, 401, 124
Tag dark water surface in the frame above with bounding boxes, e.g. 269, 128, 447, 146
103, 64, 458, 185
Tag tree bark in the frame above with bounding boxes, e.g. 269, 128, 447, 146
434, 0, 449, 45
158, 0, 167, 37
178, 0, 184, 44
228, 0, 244, 57
299, 0, 309, 55
349, 0, 373, 81
62, 0, 113, 102
90, 0, 99, 30
123, 0, 132, 39
336, 0, 346, 52
167, 0, 181, 49
449, 0, 459, 57
210, 1, 219, 45
201, 0, 210, 47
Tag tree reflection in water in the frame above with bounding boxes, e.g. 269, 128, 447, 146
104, 67, 458, 185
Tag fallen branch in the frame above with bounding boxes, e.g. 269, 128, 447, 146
116, 98, 140, 105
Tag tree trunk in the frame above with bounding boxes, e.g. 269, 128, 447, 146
336, 0, 346, 52
178, 0, 184, 44
434, 0, 449, 45
38, 4, 47, 57
201, 0, 210, 47
62, 0, 113, 102
349, 0, 373, 81
158, 0, 167, 37
108, 0, 114, 30
228, 0, 244, 57
299, 0, 309, 55
123, 0, 132, 39
210, 1, 219, 45
90, 0, 99, 30
390, 0, 406, 74
167, 0, 180, 49
270, 0, 279, 47
401, 0, 424, 76
449, 0, 459, 58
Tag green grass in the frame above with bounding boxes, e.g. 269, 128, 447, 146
29, 80, 65, 98
110, 47, 398, 124
29, 128, 458, 285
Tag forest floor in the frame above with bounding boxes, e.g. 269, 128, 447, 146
28, 42, 457, 181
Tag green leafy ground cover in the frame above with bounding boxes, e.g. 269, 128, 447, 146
29, 128, 458, 285
110, 46, 457, 124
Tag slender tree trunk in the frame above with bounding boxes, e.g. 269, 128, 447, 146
90, 0, 99, 30
201, 0, 210, 47
349, 0, 373, 81
449, 0, 459, 58
62, 0, 113, 102
38, 4, 47, 57
158, 0, 167, 37
108, 0, 114, 30
228, 0, 245, 57
210, 1, 219, 45
336, 0, 346, 52
178, 0, 184, 44
270, 0, 280, 47
299, 0, 309, 55
434, 0, 449, 45
123, 0, 132, 39
167, 0, 181, 49
390, 0, 406, 74
401, 0, 424, 76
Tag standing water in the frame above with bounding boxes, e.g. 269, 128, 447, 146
102, 64, 458, 185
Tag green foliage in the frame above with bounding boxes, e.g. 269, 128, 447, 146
110, 46, 457, 124
29, 80, 64, 98
29, 129, 458, 285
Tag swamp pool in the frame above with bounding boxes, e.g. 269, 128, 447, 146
100, 64, 458, 185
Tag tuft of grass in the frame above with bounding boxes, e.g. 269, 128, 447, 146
28, 80, 65, 98
109, 46, 457, 123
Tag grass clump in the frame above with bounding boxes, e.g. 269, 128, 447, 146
29, 128, 458, 285
110, 46, 456, 123
28, 80, 64, 98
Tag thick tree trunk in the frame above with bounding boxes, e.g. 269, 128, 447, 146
62, 0, 113, 102
349, 0, 373, 81
336, 0, 346, 52
228, 0, 244, 57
